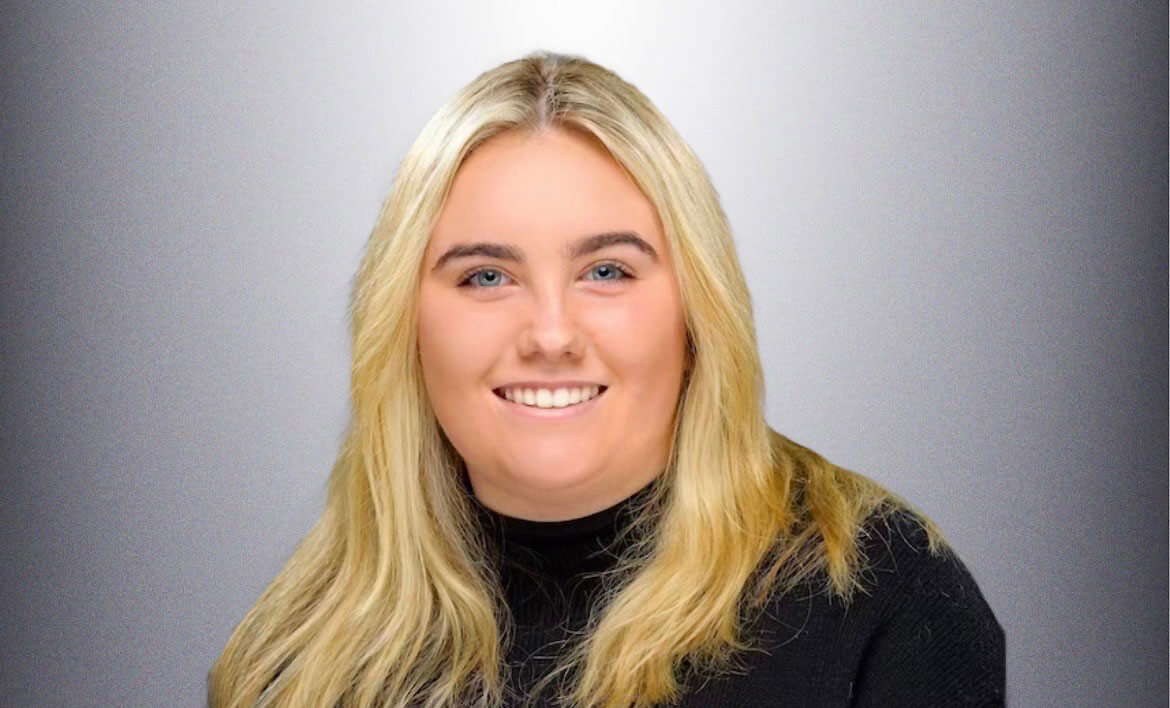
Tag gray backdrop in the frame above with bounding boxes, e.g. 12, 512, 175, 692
1, 2, 1165, 706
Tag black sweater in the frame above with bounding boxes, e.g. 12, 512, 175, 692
466, 475, 1006, 707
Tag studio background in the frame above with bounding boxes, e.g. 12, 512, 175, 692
1, 2, 1165, 706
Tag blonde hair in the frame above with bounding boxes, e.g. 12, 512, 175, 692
208, 50, 949, 708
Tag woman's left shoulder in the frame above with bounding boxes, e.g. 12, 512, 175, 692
856, 506, 999, 618
848, 506, 1007, 706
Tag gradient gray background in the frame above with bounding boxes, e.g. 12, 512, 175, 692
1, 2, 1165, 706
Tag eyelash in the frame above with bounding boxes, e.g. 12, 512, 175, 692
457, 262, 635, 289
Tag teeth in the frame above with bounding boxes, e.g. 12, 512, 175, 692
502, 386, 602, 409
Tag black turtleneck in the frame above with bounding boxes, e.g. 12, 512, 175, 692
461, 471, 1006, 707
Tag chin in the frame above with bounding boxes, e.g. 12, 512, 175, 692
504, 455, 598, 489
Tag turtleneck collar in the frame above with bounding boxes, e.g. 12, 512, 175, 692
459, 465, 663, 633
460, 465, 661, 547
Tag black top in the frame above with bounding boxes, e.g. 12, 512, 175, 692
464, 472, 1006, 707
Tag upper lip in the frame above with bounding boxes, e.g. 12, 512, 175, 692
493, 381, 607, 391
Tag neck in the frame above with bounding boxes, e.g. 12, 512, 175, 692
461, 464, 665, 522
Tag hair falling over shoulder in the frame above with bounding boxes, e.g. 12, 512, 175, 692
207, 50, 949, 708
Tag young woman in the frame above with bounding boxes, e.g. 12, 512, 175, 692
209, 51, 1005, 707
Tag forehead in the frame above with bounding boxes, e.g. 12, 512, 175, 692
428, 126, 665, 255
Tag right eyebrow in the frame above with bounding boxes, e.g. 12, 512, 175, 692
430, 242, 526, 272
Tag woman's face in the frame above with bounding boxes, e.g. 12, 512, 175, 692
417, 126, 689, 521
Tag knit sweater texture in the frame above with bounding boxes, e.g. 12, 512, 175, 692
465, 474, 1006, 707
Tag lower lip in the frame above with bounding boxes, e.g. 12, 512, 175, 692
492, 387, 607, 420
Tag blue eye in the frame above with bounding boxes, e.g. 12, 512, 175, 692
587, 262, 633, 282
458, 268, 511, 288
457, 262, 634, 289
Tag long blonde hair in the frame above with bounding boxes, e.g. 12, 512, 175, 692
208, 50, 948, 708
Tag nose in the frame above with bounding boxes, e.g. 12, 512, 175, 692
517, 286, 583, 361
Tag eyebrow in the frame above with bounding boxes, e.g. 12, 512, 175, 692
430, 231, 660, 272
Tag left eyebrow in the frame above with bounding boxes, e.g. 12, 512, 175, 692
430, 230, 660, 272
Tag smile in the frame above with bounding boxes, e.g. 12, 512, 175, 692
491, 385, 608, 418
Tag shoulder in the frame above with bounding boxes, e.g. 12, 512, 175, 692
855, 507, 997, 616
849, 507, 1007, 706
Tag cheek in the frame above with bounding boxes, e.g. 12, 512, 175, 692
417, 291, 501, 391
588, 286, 687, 387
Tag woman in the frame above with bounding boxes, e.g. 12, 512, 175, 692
209, 51, 1005, 707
